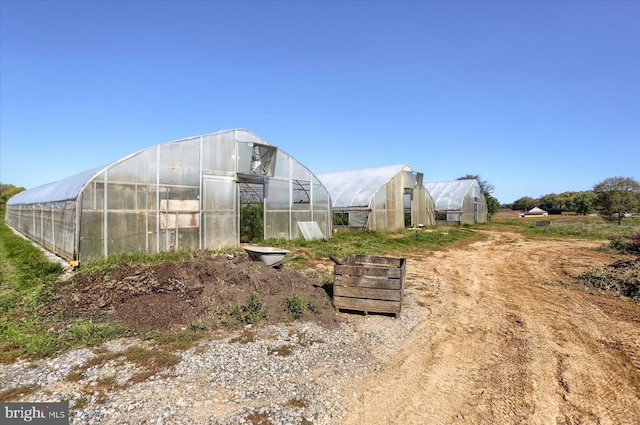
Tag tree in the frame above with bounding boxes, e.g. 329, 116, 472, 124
0, 184, 25, 207
574, 191, 597, 216
512, 196, 539, 211
593, 177, 640, 224
457, 174, 499, 216
539, 192, 577, 212
485, 193, 500, 217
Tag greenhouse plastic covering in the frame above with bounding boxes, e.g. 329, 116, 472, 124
317, 164, 412, 208
424, 180, 480, 211
5, 129, 331, 262
7, 165, 109, 205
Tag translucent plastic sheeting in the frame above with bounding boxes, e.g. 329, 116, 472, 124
317, 164, 435, 230
6, 129, 332, 261
317, 164, 411, 209
424, 180, 480, 211
7, 165, 108, 205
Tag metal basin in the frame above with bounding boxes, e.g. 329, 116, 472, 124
243, 246, 289, 267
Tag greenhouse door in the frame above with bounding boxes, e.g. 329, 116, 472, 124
159, 186, 200, 252
202, 177, 237, 250
404, 189, 413, 227
238, 176, 266, 243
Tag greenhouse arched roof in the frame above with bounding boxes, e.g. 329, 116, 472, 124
424, 179, 480, 211
6, 128, 277, 207
317, 164, 412, 209
7, 165, 110, 205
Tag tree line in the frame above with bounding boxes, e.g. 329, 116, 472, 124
0, 183, 25, 211
508, 177, 640, 224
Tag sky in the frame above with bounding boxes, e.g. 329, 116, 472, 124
1, 0, 638, 204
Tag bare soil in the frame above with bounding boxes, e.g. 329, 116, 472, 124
42, 229, 640, 424
44, 251, 340, 333
342, 230, 640, 425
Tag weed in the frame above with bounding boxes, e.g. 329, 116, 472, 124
268, 344, 293, 357
66, 371, 85, 382
188, 321, 208, 332
124, 346, 181, 370
71, 397, 88, 410
146, 329, 206, 351
219, 292, 268, 327
230, 328, 256, 344
285, 397, 308, 408
282, 292, 309, 320
610, 232, 640, 254
246, 410, 274, 425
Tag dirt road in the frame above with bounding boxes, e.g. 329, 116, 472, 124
342, 231, 640, 425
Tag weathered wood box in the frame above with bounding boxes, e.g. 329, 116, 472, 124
333, 254, 406, 317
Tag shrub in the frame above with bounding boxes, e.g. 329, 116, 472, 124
610, 232, 640, 254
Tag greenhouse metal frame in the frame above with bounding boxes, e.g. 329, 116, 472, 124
5, 129, 332, 263
317, 164, 436, 231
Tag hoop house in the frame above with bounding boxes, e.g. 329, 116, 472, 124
317, 164, 435, 231
424, 179, 488, 225
5, 129, 331, 262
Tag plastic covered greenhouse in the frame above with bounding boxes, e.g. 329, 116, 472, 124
316, 164, 435, 231
424, 179, 488, 225
5, 129, 332, 263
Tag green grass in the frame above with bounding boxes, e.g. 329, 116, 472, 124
0, 217, 132, 362
264, 226, 481, 264
0, 217, 64, 361
485, 215, 640, 241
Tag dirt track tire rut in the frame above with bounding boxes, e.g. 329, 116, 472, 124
342, 231, 640, 425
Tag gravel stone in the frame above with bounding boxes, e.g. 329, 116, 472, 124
1, 290, 426, 425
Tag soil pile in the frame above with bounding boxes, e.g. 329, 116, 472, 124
44, 251, 339, 333
573, 257, 640, 303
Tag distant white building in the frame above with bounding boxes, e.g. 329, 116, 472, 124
519, 207, 549, 217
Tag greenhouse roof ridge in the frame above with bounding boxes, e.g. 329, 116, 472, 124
317, 164, 413, 209
424, 179, 481, 211
6, 164, 111, 205
6, 129, 278, 206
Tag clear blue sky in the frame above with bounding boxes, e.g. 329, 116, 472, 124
1, 0, 638, 204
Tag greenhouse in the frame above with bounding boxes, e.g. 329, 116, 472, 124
5, 129, 332, 263
316, 164, 436, 231
424, 179, 488, 225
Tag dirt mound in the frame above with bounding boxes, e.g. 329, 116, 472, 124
44, 251, 339, 333
572, 257, 640, 303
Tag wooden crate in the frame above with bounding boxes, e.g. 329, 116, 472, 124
333, 254, 406, 317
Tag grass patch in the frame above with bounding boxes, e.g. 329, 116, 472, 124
265, 226, 481, 264
65, 318, 130, 347
487, 215, 640, 241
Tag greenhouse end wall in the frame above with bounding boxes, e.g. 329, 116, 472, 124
6, 129, 332, 262
369, 169, 434, 231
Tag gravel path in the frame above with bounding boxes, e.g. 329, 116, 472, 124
1, 290, 426, 425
